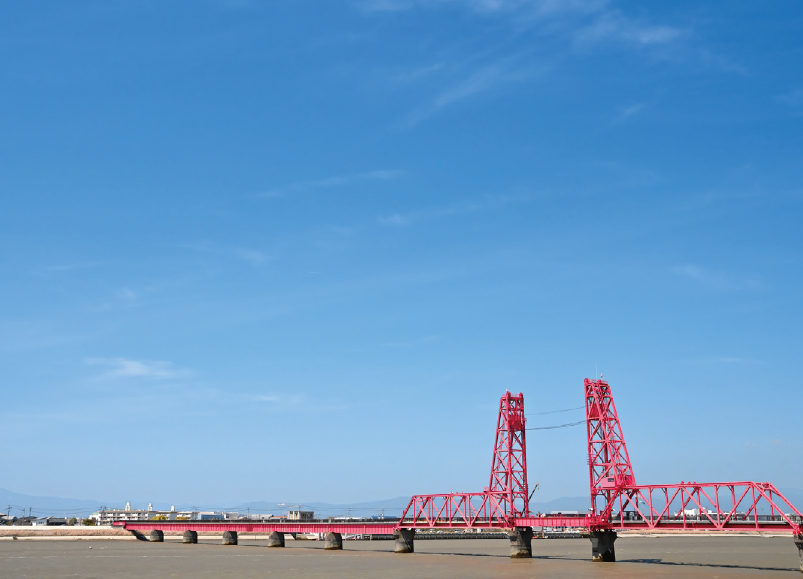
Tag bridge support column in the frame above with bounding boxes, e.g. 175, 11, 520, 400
222, 531, 238, 545
394, 529, 415, 553
182, 530, 197, 544
324, 532, 343, 550
148, 530, 164, 543
508, 527, 533, 558
590, 530, 617, 562
267, 531, 285, 548
794, 534, 803, 573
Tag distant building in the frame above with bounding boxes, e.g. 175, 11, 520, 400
288, 510, 314, 521
31, 517, 67, 526
91, 504, 238, 525
240, 513, 279, 521
93, 504, 193, 525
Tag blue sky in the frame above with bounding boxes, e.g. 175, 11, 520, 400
1, 0, 802, 509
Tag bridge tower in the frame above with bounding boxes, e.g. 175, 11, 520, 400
585, 378, 636, 519
489, 391, 530, 518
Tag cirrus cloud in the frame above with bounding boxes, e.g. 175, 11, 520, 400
85, 357, 193, 380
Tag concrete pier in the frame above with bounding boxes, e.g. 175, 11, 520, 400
794, 533, 803, 573
590, 530, 617, 562
394, 529, 415, 553
507, 527, 533, 558
182, 530, 197, 544
148, 530, 164, 543
267, 531, 285, 548
324, 532, 343, 550
222, 531, 238, 545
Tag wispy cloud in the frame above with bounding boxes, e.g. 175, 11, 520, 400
710, 357, 760, 364
86, 357, 192, 380
434, 66, 503, 106
679, 355, 762, 366
614, 102, 648, 123
382, 334, 441, 348
116, 287, 138, 300
777, 88, 803, 109
33, 262, 100, 274
360, 0, 414, 12
88, 279, 183, 313
251, 394, 280, 402
260, 170, 404, 198
361, 0, 682, 50
232, 248, 270, 265
360, 0, 607, 15
390, 63, 445, 82
401, 62, 537, 127
672, 265, 764, 291
573, 11, 683, 49
698, 48, 748, 75
378, 193, 532, 225
183, 242, 271, 266
246, 392, 349, 413
378, 213, 411, 226
364, 1, 684, 127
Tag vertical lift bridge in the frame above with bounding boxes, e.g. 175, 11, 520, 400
115, 379, 803, 569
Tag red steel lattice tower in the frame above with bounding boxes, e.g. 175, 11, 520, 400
584, 377, 802, 535
585, 378, 636, 518
399, 391, 530, 528
489, 391, 530, 518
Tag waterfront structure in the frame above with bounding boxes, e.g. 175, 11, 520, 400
288, 510, 314, 521
112, 383, 803, 568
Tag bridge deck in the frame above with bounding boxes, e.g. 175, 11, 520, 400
113, 521, 398, 534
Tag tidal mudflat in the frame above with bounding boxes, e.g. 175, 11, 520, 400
1, 535, 799, 578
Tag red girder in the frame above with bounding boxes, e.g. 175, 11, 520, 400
398, 493, 508, 529
585, 378, 802, 535
113, 521, 396, 534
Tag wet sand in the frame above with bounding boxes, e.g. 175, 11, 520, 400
1, 536, 799, 577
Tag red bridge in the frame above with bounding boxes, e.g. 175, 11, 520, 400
114, 379, 803, 569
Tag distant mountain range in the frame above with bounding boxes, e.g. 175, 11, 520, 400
0, 487, 106, 518
3, 486, 801, 519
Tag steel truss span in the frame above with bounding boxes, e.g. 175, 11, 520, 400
115, 380, 802, 538
584, 378, 801, 534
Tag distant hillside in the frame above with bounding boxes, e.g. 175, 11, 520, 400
0, 487, 105, 518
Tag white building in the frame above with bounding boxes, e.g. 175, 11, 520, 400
288, 510, 314, 521
91, 504, 197, 525
31, 517, 67, 526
